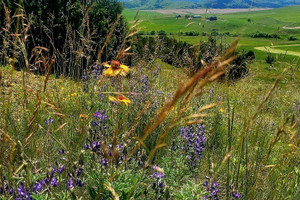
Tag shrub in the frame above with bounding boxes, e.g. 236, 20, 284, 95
266, 54, 275, 66
251, 31, 280, 39
158, 30, 167, 35
288, 36, 298, 41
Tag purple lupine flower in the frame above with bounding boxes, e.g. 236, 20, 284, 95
52, 166, 57, 174
179, 124, 206, 167
76, 168, 83, 176
0, 185, 3, 194
59, 165, 65, 173
118, 144, 123, 150
75, 179, 85, 187
45, 117, 54, 125
84, 144, 90, 150
40, 178, 49, 186
212, 182, 219, 188
232, 191, 242, 199
92, 141, 101, 152
8, 188, 14, 195
203, 180, 219, 199
141, 75, 150, 93
51, 177, 59, 187
100, 158, 109, 166
159, 181, 165, 188
66, 179, 74, 189
202, 196, 208, 200
17, 185, 26, 198
33, 182, 43, 193
150, 165, 166, 195
153, 65, 161, 77
93, 110, 108, 123
59, 149, 65, 154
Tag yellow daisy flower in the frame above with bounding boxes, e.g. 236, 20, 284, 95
103, 60, 130, 77
108, 95, 131, 106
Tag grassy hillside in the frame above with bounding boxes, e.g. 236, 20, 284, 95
123, 6, 300, 36
121, 0, 300, 9
123, 6, 300, 63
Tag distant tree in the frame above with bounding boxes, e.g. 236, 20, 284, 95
158, 30, 167, 35
150, 30, 156, 35
288, 36, 298, 41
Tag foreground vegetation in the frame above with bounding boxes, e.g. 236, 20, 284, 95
1, 1, 300, 200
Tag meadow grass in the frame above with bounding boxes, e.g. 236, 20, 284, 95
1, 47, 299, 199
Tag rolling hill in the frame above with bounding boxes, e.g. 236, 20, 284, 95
121, 0, 300, 9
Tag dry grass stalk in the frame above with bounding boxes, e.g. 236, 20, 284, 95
97, 14, 122, 62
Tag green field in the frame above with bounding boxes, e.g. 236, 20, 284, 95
123, 6, 300, 63
123, 6, 300, 36
274, 44, 300, 52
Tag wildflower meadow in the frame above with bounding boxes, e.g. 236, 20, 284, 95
0, 1, 299, 200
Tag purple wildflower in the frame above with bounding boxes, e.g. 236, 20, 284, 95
232, 191, 242, 199
100, 158, 109, 166
179, 124, 206, 167
45, 117, 54, 125
76, 168, 83, 176
58, 149, 65, 154
75, 179, 85, 187
8, 188, 14, 195
141, 75, 150, 93
203, 181, 219, 199
84, 144, 90, 150
150, 165, 166, 195
33, 182, 43, 193
0, 185, 3, 194
17, 185, 26, 198
52, 166, 57, 174
59, 165, 65, 173
92, 141, 101, 152
51, 177, 59, 187
66, 179, 74, 189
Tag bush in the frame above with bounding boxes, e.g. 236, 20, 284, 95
185, 31, 200, 36
158, 30, 167, 35
266, 54, 275, 66
251, 31, 280, 39
288, 36, 298, 41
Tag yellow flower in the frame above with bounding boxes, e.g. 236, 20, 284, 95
118, 95, 131, 106
108, 95, 131, 106
103, 60, 130, 77
80, 114, 88, 119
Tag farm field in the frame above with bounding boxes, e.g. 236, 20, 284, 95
123, 6, 300, 63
